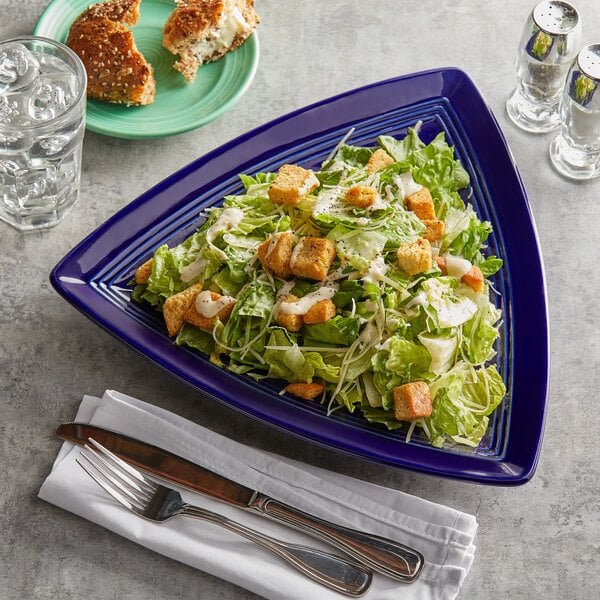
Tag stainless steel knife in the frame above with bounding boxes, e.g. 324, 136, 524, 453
57, 422, 424, 582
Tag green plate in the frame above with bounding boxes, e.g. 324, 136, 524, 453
34, 0, 259, 139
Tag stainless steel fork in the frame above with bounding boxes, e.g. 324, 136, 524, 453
77, 438, 372, 597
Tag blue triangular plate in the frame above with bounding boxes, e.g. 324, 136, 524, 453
50, 68, 549, 485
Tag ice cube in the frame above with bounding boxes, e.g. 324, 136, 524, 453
0, 130, 33, 153
29, 134, 72, 159
37, 53, 72, 76
40, 134, 69, 156
15, 168, 56, 209
30, 120, 84, 159
29, 80, 57, 121
0, 42, 39, 94
0, 155, 29, 176
0, 92, 31, 126
29, 73, 78, 121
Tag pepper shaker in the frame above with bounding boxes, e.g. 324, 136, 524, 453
506, 1, 581, 133
550, 44, 600, 179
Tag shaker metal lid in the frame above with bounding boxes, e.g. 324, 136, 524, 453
533, 1, 579, 35
578, 45, 600, 81
567, 45, 600, 109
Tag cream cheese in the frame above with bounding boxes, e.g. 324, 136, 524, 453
192, 8, 249, 60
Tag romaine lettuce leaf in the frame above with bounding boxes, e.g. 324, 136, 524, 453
303, 316, 361, 347
379, 130, 470, 193
460, 290, 502, 365
420, 278, 478, 329
328, 226, 388, 272
418, 333, 458, 375
425, 362, 506, 447
263, 329, 340, 383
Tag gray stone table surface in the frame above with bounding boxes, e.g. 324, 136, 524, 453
1, 1, 599, 598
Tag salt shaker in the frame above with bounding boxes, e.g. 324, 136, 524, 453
506, 1, 581, 133
549, 44, 600, 179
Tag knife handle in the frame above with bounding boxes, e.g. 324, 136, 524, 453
249, 494, 424, 582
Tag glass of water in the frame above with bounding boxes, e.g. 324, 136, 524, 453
506, 1, 581, 133
550, 44, 600, 179
0, 36, 87, 231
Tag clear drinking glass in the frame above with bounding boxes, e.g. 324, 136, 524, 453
550, 44, 600, 179
506, 1, 581, 133
0, 36, 87, 231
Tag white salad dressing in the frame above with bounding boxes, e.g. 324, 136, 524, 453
180, 256, 207, 283
297, 171, 320, 196
264, 231, 289, 259
363, 190, 387, 211
445, 255, 473, 278
181, 207, 245, 281
288, 242, 302, 271
361, 255, 388, 284
278, 286, 338, 315
276, 280, 296, 302
206, 208, 245, 245
394, 171, 422, 198
194, 290, 235, 318
312, 186, 344, 218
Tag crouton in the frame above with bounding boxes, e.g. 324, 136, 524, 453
284, 382, 325, 400
134, 258, 153, 284
366, 148, 394, 174
183, 290, 235, 332
397, 238, 432, 276
268, 164, 319, 206
433, 255, 447, 274
461, 265, 485, 294
421, 219, 445, 242
276, 294, 303, 332
344, 185, 378, 208
303, 299, 336, 324
162, 283, 203, 337
393, 381, 433, 421
405, 187, 436, 220
257, 232, 294, 279
290, 236, 336, 281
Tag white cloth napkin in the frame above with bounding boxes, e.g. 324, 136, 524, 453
39, 390, 477, 599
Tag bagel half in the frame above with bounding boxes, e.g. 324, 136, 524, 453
66, 0, 156, 106
162, 0, 259, 82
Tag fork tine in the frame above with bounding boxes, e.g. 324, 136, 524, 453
86, 438, 157, 493
78, 449, 148, 510
83, 441, 152, 500
76, 455, 144, 513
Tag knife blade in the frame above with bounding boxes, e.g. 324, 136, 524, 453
57, 422, 424, 582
